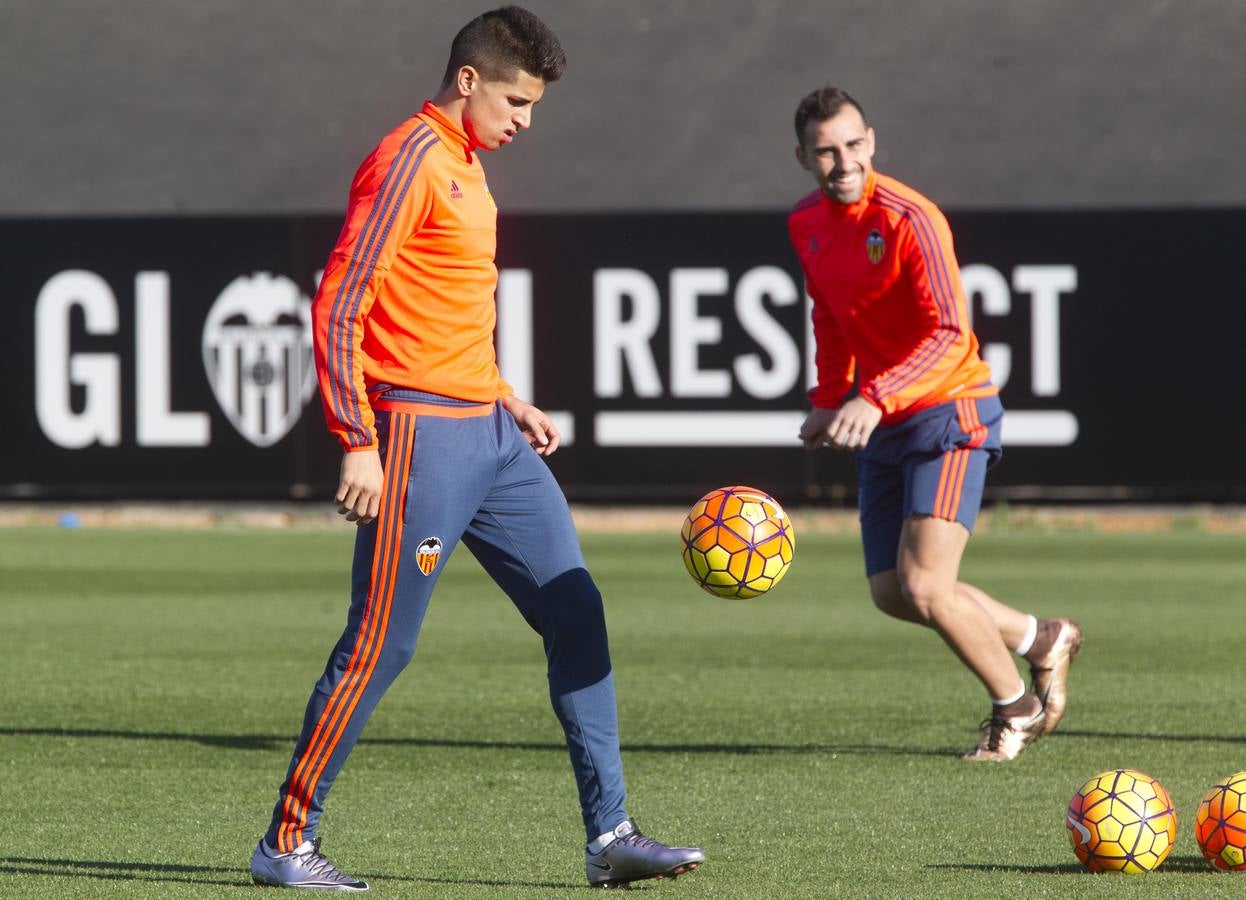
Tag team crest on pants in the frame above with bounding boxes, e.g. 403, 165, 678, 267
866, 229, 886, 265
416, 537, 443, 575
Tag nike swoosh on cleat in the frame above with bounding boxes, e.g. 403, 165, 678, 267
589, 861, 612, 871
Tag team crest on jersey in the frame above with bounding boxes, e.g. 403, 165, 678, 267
201, 273, 316, 447
866, 229, 885, 264
416, 537, 443, 575
449, 179, 463, 199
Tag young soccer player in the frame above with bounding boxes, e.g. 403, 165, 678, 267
788, 85, 1082, 761
249, 7, 703, 890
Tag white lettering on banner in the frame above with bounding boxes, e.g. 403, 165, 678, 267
137, 272, 210, 446
497, 269, 534, 400
29, 258, 1078, 454
34, 270, 216, 448
593, 269, 663, 398
35, 270, 122, 448
591, 265, 805, 401
734, 266, 800, 400
586, 262, 1080, 448
496, 268, 574, 445
670, 268, 730, 397
1014, 265, 1077, 397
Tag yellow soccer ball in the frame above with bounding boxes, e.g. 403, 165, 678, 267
680, 485, 795, 599
1195, 771, 1246, 870
1066, 769, 1176, 874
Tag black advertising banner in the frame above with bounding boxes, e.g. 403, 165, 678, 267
3, 211, 1243, 502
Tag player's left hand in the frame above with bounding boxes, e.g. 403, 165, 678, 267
802, 396, 881, 451
501, 396, 561, 457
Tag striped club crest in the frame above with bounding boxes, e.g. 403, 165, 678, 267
201, 273, 316, 447
866, 228, 886, 264
416, 537, 443, 575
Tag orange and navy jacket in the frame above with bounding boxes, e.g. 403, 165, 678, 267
788, 169, 996, 425
312, 100, 513, 451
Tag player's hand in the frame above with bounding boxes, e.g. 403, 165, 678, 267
800, 397, 881, 451
502, 396, 560, 457
799, 407, 839, 449
335, 448, 384, 525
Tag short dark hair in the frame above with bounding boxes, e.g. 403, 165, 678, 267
794, 86, 867, 143
442, 6, 567, 87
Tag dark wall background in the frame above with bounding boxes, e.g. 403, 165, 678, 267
5, 0, 1244, 215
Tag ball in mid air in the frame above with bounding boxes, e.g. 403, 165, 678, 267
680, 485, 795, 599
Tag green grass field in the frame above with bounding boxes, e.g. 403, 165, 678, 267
2, 524, 1245, 898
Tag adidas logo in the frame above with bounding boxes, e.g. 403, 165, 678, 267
449, 180, 463, 199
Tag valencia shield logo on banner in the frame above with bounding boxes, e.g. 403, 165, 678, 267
201, 273, 316, 447
416, 537, 443, 575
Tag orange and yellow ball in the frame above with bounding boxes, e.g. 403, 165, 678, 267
1066, 769, 1176, 874
1195, 771, 1246, 870
680, 485, 794, 599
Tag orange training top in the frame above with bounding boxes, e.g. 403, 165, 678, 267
788, 169, 996, 425
312, 100, 513, 451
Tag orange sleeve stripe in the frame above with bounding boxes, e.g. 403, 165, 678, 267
324, 125, 439, 448
276, 413, 415, 851
868, 186, 962, 401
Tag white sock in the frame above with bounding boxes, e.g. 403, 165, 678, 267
1013, 615, 1038, 656
992, 681, 1027, 706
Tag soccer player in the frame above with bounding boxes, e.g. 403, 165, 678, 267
788, 86, 1082, 762
249, 7, 704, 890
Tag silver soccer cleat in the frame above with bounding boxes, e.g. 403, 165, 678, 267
585, 820, 704, 888
250, 837, 368, 892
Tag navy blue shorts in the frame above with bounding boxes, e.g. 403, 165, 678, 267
856, 395, 1003, 576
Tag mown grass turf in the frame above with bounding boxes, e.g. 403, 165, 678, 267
1, 525, 1244, 898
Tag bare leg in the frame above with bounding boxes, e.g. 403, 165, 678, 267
870, 573, 1031, 652
889, 514, 1023, 701
954, 582, 1031, 651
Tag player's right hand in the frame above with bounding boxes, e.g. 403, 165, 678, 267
336, 448, 384, 525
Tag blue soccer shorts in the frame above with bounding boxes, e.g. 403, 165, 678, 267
856, 394, 1004, 576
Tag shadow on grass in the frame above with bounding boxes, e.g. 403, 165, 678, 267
0, 726, 953, 758
0, 857, 250, 890
1056, 729, 1246, 745
928, 855, 1214, 875
0, 856, 583, 891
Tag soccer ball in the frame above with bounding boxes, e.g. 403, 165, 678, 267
1066, 769, 1176, 874
680, 485, 795, 599
1195, 771, 1246, 870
